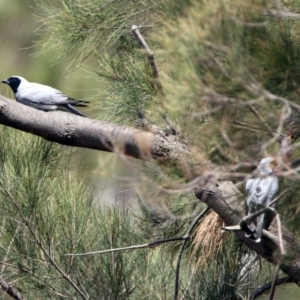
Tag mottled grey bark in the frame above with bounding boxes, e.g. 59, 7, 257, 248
0, 95, 184, 160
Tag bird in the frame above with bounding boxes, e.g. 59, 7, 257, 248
245, 157, 279, 243
1, 76, 89, 117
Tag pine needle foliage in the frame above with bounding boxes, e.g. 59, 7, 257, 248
35, 0, 162, 64
0, 126, 165, 299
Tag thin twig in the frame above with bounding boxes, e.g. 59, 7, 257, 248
174, 207, 210, 300
131, 25, 164, 94
248, 105, 274, 136
275, 214, 285, 255
229, 17, 269, 28
268, 211, 285, 299
0, 276, 24, 300
249, 277, 294, 299
66, 207, 209, 300
268, 263, 280, 300
66, 236, 186, 256
241, 206, 276, 227
1, 225, 20, 273
266, 8, 300, 19
233, 120, 266, 134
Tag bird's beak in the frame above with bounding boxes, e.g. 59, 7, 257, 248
1, 79, 8, 84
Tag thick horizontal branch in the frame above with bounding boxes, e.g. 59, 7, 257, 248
250, 277, 294, 299
0, 95, 185, 160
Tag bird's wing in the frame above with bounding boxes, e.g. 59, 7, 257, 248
246, 178, 271, 206
245, 178, 255, 192
17, 83, 70, 105
254, 177, 278, 206
266, 176, 279, 202
246, 178, 262, 212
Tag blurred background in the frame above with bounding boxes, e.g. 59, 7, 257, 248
0, 0, 135, 208
0, 0, 92, 100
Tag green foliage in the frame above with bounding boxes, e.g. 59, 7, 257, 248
3, 0, 300, 299
35, 0, 162, 64
0, 127, 145, 299
35, 0, 165, 121
128, 0, 298, 179
96, 51, 157, 122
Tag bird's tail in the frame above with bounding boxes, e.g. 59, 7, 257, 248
245, 222, 256, 238
254, 214, 264, 243
69, 98, 90, 107
61, 104, 86, 117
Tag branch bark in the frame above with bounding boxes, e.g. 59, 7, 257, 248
0, 276, 24, 300
0, 95, 185, 161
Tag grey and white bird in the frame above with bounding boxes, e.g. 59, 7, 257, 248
245, 157, 279, 243
1, 76, 89, 117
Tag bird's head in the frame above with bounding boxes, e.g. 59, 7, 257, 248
257, 157, 276, 174
1, 76, 27, 93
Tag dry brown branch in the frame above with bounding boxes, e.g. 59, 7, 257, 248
131, 25, 164, 94
136, 111, 162, 133
0, 225, 24, 300
192, 210, 226, 266
268, 213, 285, 300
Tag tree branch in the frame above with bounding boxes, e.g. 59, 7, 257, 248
174, 207, 210, 300
132, 25, 164, 94
65, 236, 186, 256
0, 276, 24, 300
0, 95, 186, 161
250, 276, 294, 299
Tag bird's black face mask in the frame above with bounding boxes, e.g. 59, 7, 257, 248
1, 77, 21, 93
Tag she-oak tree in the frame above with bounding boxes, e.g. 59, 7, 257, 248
1, 0, 300, 299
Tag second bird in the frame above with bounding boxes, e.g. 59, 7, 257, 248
1, 76, 89, 117
245, 157, 279, 243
